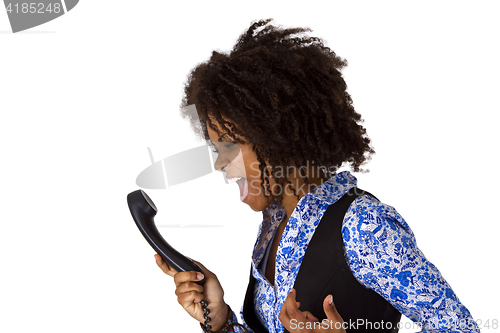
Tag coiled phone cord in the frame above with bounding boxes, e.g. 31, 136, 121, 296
200, 301, 249, 333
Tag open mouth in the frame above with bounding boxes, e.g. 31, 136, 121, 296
229, 177, 249, 202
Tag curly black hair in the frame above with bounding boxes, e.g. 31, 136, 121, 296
180, 18, 374, 200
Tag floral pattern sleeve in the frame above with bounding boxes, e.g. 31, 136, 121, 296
200, 311, 250, 333
342, 194, 480, 332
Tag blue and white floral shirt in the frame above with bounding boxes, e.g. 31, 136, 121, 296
229, 171, 478, 333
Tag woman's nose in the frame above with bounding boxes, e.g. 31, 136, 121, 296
214, 156, 229, 172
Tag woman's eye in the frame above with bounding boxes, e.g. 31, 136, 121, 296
210, 142, 235, 154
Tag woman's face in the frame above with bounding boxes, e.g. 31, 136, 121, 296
206, 120, 278, 212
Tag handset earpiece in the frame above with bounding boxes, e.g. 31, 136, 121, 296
127, 189, 205, 284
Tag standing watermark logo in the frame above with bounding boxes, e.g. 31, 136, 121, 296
136, 146, 231, 189
136, 104, 244, 190
3, 0, 79, 33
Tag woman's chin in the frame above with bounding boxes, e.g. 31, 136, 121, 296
244, 195, 275, 212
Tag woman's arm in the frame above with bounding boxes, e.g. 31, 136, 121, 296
342, 195, 479, 332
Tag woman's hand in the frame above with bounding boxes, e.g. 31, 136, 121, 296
154, 254, 229, 331
279, 288, 346, 333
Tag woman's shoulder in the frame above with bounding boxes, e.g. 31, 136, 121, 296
341, 192, 422, 288
343, 192, 415, 240
340, 191, 480, 332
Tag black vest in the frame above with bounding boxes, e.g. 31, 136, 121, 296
242, 187, 402, 332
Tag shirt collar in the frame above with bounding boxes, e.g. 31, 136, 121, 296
253, 171, 358, 266
308, 170, 358, 204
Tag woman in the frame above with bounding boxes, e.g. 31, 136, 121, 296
154, 19, 479, 333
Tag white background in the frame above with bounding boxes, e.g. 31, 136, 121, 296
1, 1, 499, 332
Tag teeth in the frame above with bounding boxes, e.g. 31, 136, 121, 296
228, 177, 242, 184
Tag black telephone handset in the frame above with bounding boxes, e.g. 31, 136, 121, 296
127, 189, 205, 284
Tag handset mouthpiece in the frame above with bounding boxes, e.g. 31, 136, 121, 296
140, 190, 157, 212
127, 189, 205, 284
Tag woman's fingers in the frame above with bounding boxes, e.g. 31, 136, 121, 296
280, 289, 346, 332
323, 295, 344, 325
173, 270, 205, 288
279, 288, 305, 328
152, 254, 227, 329
302, 310, 319, 322
154, 254, 176, 277
174, 280, 204, 296
177, 289, 204, 308
286, 288, 301, 317
189, 258, 216, 279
